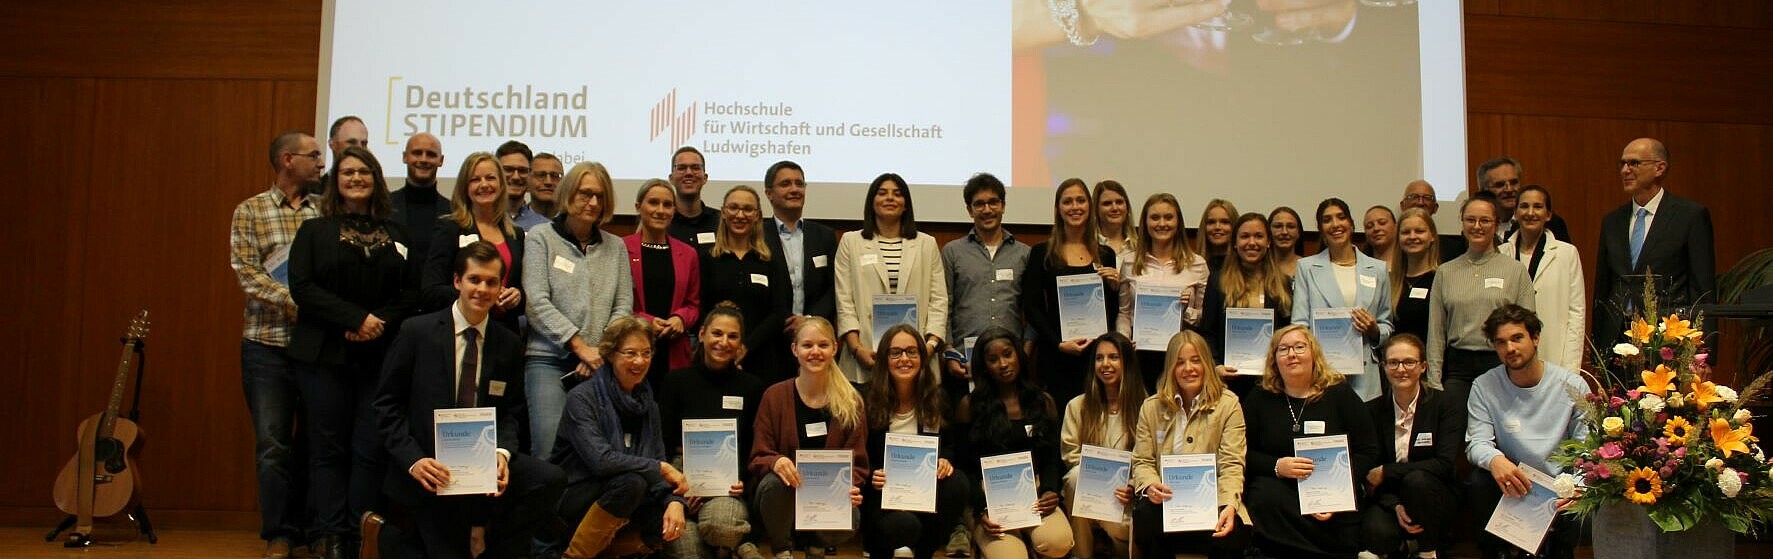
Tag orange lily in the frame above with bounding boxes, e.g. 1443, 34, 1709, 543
1691, 381, 1725, 411
1661, 314, 1701, 341
1709, 418, 1753, 458
1640, 365, 1677, 397
1628, 317, 1655, 345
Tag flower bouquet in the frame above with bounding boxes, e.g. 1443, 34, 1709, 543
1553, 282, 1773, 541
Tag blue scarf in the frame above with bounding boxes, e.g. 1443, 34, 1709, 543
590, 365, 664, 461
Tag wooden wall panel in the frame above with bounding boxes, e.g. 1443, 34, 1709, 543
1465, 14, 1773, 124
0, 0, 322, 80
1655, 121, 1773, 273
1497, 0, 1773, 29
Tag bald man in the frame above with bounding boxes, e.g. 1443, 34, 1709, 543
392, 133, 453, 301
1400, 179, 1465, 262
1593, 138, 1715, 367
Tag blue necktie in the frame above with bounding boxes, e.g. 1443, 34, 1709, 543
1629, 207, 1649, 268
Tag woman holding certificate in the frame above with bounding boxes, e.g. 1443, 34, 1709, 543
1291, 198, 1393, 402
287, 146, 416, 557
1019, 178, 1120, 408
1197, 213, 1293, 394
861, 324, 970, 559
748, 318, 866, 559
656, 303, 768, 559
1059, 333, 1147, 558
1387, 208, 1441, 344
1241, 324, 1379, 558
1130, 331, 1250, 559
834, 172, 949, 385
523, 161, 633, 459
555, 317, 689, 559
957, 328, 1074, 559
698, 186, 793, 381
1116, 193, 1209, 392
1359, 334, 1462, 559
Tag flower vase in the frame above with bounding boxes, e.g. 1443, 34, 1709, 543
1591, 501, 1735, 559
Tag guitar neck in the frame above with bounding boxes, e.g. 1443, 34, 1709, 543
97, 341, 137, 439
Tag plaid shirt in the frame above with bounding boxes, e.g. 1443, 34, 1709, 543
230, 186, 318, 347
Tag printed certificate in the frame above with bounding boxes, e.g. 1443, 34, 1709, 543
1160, 453, 1218, 532
882, 433, 940, 512
1295, 434, 1356, 514
1224, 308, 1276, 374
980, 452, 1041, 530
1310, 308, 1363, 375
794, 449, 855, 530
433, 407, 498, 496
871, 294, 919, 349
1057, 273, 1109, 341
1072, 445, 1132, 523
1485, 464, 1561, 554
681, 418, 740, 497
1132, 283, 1186, 350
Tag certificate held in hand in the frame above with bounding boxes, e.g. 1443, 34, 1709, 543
433, 407, 499, 496
871, 294, 919, 348
794, 449, 855, 530
1056, 273, 1109, 341
1484, 464, 1561, 553
1294, 434, 1355, 515
681, 418, 740, 497
1310, 308, 1363, 375
1160, 453, 1218, 532
1132, 283, 1185, 350
882, 433, 939, 512
1072, 445, 1132, 523
1223, 308, 1275, 374
980, 452, 1042, 530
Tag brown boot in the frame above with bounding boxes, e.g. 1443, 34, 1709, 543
564, 504, 629, 559
600, 530, 654, 558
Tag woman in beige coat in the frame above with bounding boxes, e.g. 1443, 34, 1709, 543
1129, 330, 1250, 559
834, 172, 949, 384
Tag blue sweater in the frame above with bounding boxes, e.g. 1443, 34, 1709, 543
1465, 362, 1589, 475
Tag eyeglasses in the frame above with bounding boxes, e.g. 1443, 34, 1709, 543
723, 205, 759, 216
1462, 216, 1497, 226
614, 348, 650, 361
1384, 359, 1422, 370
286, 151, 323, 160
1619, 159, 1664, 168
1274, 344, 1310, 357
501, 165, 531, 176
532, 171, 563, 180
969, 198, 1004, 210
886, 348, 920, 360
1402, 193, 1435, 202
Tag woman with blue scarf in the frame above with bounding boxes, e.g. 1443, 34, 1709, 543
554, 317, 689, 558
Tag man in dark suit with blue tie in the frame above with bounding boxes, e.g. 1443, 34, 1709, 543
371, 241, 564, 559
761, 160, 839, 327
1593, 138, 1716, 371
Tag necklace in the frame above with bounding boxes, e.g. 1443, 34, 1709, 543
1285, 395, 1307, 433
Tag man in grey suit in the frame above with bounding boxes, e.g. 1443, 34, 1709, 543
1593, 138, 1716, 369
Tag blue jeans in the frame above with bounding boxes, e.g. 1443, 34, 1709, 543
241, 340, 307, 543
525, 354, 576, 459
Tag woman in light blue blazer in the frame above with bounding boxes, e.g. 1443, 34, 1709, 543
1290, 198, 1392, 401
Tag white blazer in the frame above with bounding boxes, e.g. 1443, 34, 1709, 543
1290, 250, 1393, 401
1500, 231, 1587, 372
833, 230, 949, 383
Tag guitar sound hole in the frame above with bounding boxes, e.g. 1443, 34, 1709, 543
95, 438, 127, 474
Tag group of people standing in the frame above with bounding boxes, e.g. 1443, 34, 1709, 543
232, 117, 1713, 559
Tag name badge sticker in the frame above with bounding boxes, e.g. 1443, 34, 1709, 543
1414, 432, 1433, 447
1504, 418, 1523, 433
995, 268, 1014, 281
553, 255, 576, 274
805, 422, 828, 438
394, 242, 408, 259
488, 380, 506, 397
697, 232, 716, 245
1484, 277, 1505, 289
458, 234, 480, 248
1303, 421, 1327, 435
750, 273, 769, 286
1409, 287, 1429, 299
1359, 275, 1377, 289
813, 254, 829, 268
722, 395, 743, 410
859, 254, 879, 267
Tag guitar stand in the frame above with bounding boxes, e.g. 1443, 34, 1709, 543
46, 337, 158, 546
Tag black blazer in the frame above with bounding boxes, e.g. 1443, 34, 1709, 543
390, 185, 454, 279
761, 217, 839, 322
1593, 191, 1715, 347
288, 216, 418, 366
1365, 386, 1463, 509
375, 308, 526, 502
421, 217, 526, 329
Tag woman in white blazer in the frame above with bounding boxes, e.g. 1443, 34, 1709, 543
1291, 198, 1393, 401
835, 173, 950, 384
1498, 186, 1585, 371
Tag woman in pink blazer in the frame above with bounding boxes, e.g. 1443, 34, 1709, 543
625, 179, 703, 379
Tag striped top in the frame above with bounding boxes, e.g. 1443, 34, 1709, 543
879, 237, 904, 292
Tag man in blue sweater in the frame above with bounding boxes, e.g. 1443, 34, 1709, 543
1466, 304, 1588, 559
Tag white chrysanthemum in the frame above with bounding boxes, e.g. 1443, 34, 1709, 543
1667, 393, 1686, 408
1707, 458, 1725, 471
1603, 416, 1625, 437
1613, 343, 1640, 357
1718, 386, 1739, 403
1552, 473, 1578, 499
1718, 469, 1743, 498
1638, 394, 1665, 413
1736, 409, 1754, 423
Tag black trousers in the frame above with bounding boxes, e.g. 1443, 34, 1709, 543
1441, 347, 1500, 409
557, 472, 673, 550
1362, 469, 1457, 554
1470, 468, 1579, 558
862, 471, 972, 559
1130, 499, 1250, 559
388, 452, 565, 559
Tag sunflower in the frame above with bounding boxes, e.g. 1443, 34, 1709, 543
1710, 417, 1753, 458
1624, 467, 1664, 504
1628, 316, 1656, 344
1663, 416, 1693, 446
1691, 380, 1725, 411
1640, 364, 1677, 397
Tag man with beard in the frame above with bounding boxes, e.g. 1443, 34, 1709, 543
521, 153, 563, 229
230, 131, 325, 558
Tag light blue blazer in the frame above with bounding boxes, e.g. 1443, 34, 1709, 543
1290, 251, 1393, 401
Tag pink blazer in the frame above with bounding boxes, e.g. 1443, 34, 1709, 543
623, 234, 702, 370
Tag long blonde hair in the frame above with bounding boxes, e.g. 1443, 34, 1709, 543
1389, 208, 1441, 309
1155, 330, 1227, 413
449, 152, 517, 237
792, 317, 862, 430
1219, 213, 1291, 310
1194, 199, 1239, 257
709, 185, 772, 260
1258, 324, 1345, 402
1130, 193, 1201, 276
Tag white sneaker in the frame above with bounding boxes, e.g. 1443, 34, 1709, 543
1357, 552, 1381, 559
893, 547, 913, 558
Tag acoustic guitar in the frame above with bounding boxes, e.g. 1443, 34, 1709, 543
52, 310, 150, 539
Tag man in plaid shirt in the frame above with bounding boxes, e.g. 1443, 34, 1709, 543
230, 131, 324, 559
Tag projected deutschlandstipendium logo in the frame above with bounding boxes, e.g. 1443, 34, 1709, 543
650, 88, 697, 150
